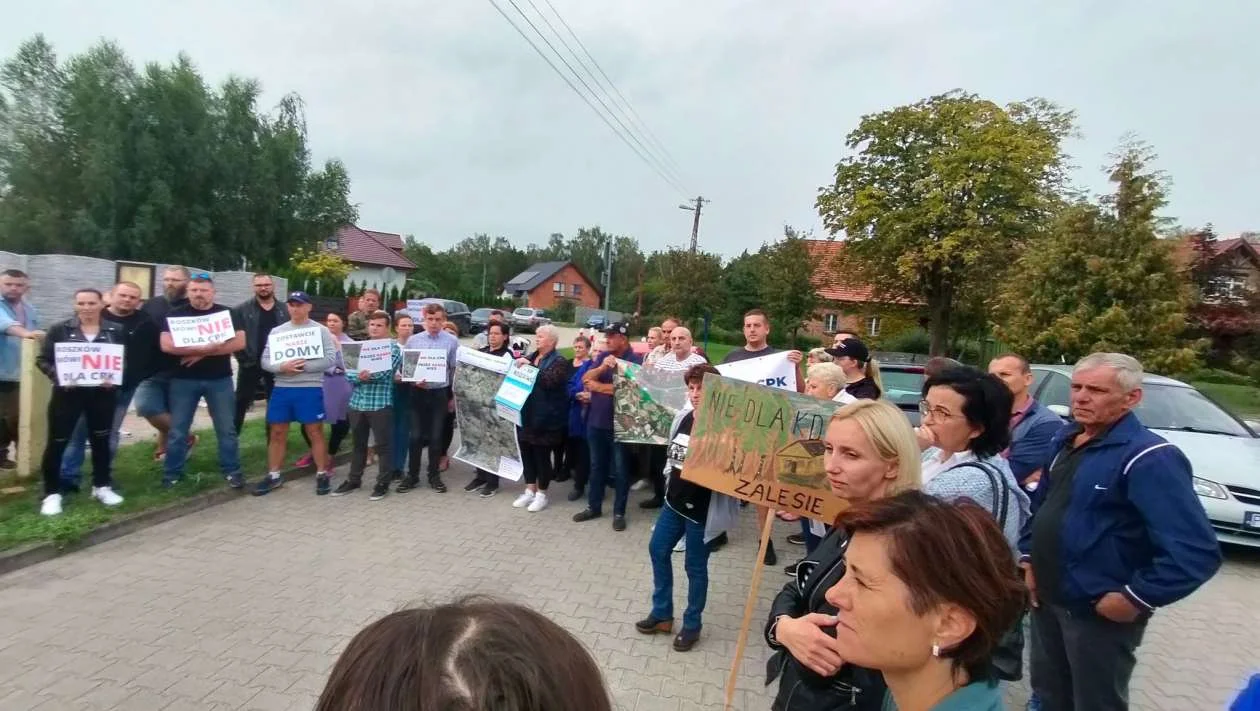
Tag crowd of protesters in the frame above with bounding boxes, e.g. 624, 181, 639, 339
5, 266, 1227, 711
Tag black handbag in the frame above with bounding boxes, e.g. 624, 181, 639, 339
954, 460, 1026, 682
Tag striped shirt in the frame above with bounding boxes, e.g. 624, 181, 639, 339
652, 351, 708, 373
346, 342, 403, 412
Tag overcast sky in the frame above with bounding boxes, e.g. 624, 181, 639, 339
6, 1, 1258, 256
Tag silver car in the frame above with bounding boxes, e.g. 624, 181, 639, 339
1030, 365, 1260, 547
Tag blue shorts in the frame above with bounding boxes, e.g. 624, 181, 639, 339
133, 374, 171, 418
266, 387, 326, 425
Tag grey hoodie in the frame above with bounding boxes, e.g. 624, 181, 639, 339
261, 320, 336, 389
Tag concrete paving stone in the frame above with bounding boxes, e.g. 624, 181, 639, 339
0, 454, 1255, 710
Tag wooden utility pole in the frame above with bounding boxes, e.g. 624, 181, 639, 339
679, 196, 710, 252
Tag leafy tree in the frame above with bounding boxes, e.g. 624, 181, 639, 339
290, 246, 353, 283
648, 249, 724, 322
758, 226, 818, 347
720, 249, 766, 329
996, 141, 1200, 374
816, 91, 1075, 355
0, 35, 355, 266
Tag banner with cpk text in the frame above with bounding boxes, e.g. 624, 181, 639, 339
715, 350, 797, 392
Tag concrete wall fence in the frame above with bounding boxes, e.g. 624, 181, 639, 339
0, 251, 286, 324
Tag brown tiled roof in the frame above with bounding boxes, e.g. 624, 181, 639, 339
332, 225, 416, 269
1172, 234, 1260, 269
362, 229, 404, 251
804, 239, 915, 304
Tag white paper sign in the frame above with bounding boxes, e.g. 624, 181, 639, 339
356, 339, 395, 374
267, 327, 325, 366
457, 346, 511, 373
402, 348, 449, 384
494, 362, 538, 426
167, 310, 236, 348
497, 456, 524, 482
54, 342, 125, 387
715, 351, 798, 391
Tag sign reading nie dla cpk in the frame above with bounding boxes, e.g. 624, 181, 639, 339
54, 343, 125, 387
167, 311, 235, 348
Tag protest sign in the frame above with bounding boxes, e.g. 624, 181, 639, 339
354, 339, 395, 374
613, 361, 688, 444
401, 348, 448, 384
406, 299, 425, 321
682, 373, 847, 522
715, 350, 797, 391
266, 327, 325, 366
167, 310, 235, 348
452, 347, 523, 480
493, 362, 538, 426
54, 342, 125, 387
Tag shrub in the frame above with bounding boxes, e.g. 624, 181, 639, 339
881, 329, 931, 355
1190, 368, 1254, 387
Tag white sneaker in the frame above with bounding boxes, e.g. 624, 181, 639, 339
673, 538, 686, 553
512, 490, 536, 508
527, 492, 549, 512
631, 479, 648, 491
92, 486, 124, 507
40, 494, 63, 516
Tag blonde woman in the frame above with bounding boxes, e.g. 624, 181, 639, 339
806, 347, 834, 365
764, 399, 921, 711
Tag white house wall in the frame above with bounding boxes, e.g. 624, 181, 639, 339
346, 266, 407, 294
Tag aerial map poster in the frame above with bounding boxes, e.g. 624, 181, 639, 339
612, 361, 688, 445
452, 347, 524, 481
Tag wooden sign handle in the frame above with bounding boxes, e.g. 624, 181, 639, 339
725, 506, 777, 711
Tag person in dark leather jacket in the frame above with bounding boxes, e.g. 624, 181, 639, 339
764, 399, 922, 711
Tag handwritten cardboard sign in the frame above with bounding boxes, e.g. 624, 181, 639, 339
681, 373, 847, 521
167, 310, 235, 348
54, 342, 125, 387
267, 327, 325, 366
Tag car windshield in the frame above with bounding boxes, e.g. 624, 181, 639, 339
1136, 383, 1252, 437
513, 308, 531, 316
881, 369, 924, 409
472, 308, 493, 317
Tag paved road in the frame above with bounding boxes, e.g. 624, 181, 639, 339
0, 459, 1256, 710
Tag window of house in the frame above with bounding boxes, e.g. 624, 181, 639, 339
571, 283, 582, 296
823, 313, 838, 332
1208, 274, 1248, 302
553, 281, 564, 293
867, 315, 882, 338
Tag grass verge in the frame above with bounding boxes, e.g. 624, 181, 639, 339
1192, 381, 1260, 421
0, 420, 309, 552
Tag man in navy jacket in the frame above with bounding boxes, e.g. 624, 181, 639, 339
1019, 352, 1221, 711
989, 352, 1064, 488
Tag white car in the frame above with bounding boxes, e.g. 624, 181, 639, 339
1030, 365, 1260, 547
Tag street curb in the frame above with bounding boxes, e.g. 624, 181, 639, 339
0, 452, 351, 578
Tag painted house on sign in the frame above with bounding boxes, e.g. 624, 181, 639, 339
776, 439, 827, 487
324, 225, 417, 295
502, 261, 602, 309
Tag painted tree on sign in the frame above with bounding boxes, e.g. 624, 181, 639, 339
816, 91, 1075, 355
996, 140, 1200, 374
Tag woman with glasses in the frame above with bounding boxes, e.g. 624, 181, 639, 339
916, 365, 1030, 550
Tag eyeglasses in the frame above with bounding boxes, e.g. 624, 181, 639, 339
918, 400, 958, 421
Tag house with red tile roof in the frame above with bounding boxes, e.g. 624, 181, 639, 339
324, 224, 416, 294
802, 239, 925, 342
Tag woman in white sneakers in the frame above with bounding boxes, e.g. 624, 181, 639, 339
511, 326, 573, 513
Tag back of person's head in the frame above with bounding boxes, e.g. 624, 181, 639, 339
921, 365, 1013, 458
923, 356, 963, 380
316, 598, 612, 711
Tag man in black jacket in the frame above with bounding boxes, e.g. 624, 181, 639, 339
232, 273, 289, 434
135, 265, 190, 460
59, 281, 160, 492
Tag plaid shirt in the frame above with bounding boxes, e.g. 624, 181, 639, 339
346, 342, 402, 412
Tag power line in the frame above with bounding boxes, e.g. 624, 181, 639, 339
487, 0, 690, 196
536, 0, 686, 179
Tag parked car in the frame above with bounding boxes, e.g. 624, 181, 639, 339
1030, 364, 1260, 548
879, 362, 925, 426
470, 307, 509, 335
511, 307, 550, 333
415, 298, 472, 335
584, 312, 609, 329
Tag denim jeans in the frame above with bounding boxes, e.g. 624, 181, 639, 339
165, 376, 240, 483
649, 504, 710, 632
391, 386, 410, 473
60, 384, 136, 487
586, 428, 629, 516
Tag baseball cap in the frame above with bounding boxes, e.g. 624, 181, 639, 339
825, 338, 870, 363
286, 291, 313, 305
602, 321, 630, 336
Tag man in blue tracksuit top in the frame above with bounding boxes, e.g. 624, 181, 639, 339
1019, 353, 1221, 711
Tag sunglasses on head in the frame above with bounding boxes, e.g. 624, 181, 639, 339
190, 271, 213, 282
